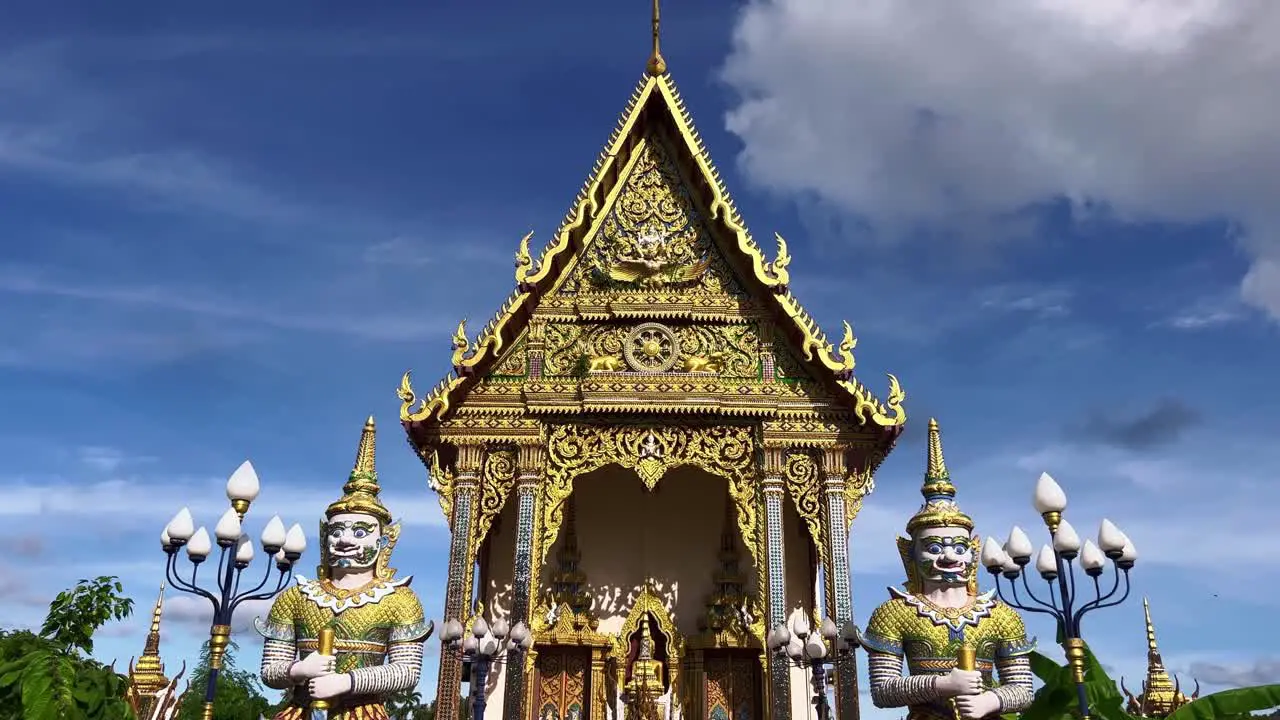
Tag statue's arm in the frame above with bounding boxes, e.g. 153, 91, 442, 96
348, 641, 426, 695
990, 613, 1036, 713
255, 592, 299, 690
347, 592, 434, 695
260, 638, 298, 690
863, 605, 944, 709
866, 650, 941, 709
990, 654, 1035, 713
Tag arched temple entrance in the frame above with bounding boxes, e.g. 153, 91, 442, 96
399, 37, 906, 720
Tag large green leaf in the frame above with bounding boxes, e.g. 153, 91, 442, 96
1164, 684, 1280, 720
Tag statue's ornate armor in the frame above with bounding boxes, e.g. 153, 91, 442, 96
257, 577, 431, 718
863, 419, 1036, 720
863, 589, 1035, 720
257, 417, 432, 720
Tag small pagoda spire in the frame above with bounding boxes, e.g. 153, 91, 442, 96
646, 0, 667, 76
128, 584, 171, 706
1122, 598, 1199, 717
551, 496, 592, 617
699, 501, 748, 636
1141, 598, 1175, 692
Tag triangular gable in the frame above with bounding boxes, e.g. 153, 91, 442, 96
398, 71, 905, 429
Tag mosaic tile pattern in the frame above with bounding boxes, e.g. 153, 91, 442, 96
436, 485, 476, 720
762, 481, 791, 720
504, 483, 538, 720
824, 486, 860, 720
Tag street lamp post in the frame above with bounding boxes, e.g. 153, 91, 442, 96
440, 613, 532, 720
159, 461, 306, 720
981, 472, 1138, 720
766, 612, 861, 720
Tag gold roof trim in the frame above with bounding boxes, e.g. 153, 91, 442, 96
399, 70, 904, 427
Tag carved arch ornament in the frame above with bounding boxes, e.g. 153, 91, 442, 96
782, 450, 828, 570
538, 423, 762, 574
472, 446, 519, 553
612, 584, 686, 700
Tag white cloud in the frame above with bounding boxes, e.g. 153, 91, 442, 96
164, 594, 276, 636
721, 0, 1280, 319
0, 475, 448, 530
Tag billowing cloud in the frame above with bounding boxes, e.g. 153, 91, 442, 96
1067, 397, 1201, 450
1188, 657, 1280, 688
721, 0, 1280, 318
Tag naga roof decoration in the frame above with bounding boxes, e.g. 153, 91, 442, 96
398, 39, 906, 435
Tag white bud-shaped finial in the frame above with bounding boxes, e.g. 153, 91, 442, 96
1053, 519, 1081, 554
1032, 472, 1068, 514
1035, 545, 1058, 577
187, 527, 212, 560
225, 460, 261, 503
166, 508, 195, 542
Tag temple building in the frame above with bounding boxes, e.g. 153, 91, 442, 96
398, 5, 907, 720
125, 584, 189, 720
1121, 599, 1198, 718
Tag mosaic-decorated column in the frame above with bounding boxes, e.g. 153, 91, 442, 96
761, 449, 791, 720
436, 444, 484, 720
821, 449, 859, 720
503, 444, 543, 720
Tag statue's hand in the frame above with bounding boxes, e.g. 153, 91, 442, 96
309, 672, 354, 700
290, 652, 337, 680
955, 690, 1001, 719
937, 668, 983, 698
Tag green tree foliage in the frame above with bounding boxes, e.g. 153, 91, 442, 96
176, 637, 273, 720
1022, 646, 1280, 720
0, 576, 136, 720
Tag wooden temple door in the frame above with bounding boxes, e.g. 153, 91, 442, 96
702, 652, 761, 720
534, 647, 592, 720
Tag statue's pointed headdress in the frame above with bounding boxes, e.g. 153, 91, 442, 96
319, 416, 402, 581
325, 416, 392, 525
905, 418, 974, 534
898, 419, 978, 593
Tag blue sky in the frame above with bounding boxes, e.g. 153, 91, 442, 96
3, 0, 1278, 715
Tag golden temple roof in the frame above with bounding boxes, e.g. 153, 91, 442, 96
128, 584, 169, 695
1122, 598, 1199, 717
398, 3, 905, 433
126, 583, 190, 720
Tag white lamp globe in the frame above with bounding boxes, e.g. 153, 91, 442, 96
1032, 472, 1068, 514
1053, 519, 1082, 554
226, 460, 261, 503
187, 527, 213, 560
166, 508, 195, 542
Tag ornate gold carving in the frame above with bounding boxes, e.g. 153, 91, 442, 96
472, 447, 518, 554
678, 353, 724, 373
544, 322, 758, 380
451, 319, 473, 370
624, 322, 679, 372
689, 505, 759, 651
532, 602, 612, 648
426, 448, 455, 522
493, 336, 528, 377
586, 354, 625, 373
540, 423, 757, 563
613, 584, 685, 699
844, 465, 876, 528
580, 138, 730, 295
514, 231, 538, 285
783, 450, 828, 570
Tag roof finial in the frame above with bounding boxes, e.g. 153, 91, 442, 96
646, 0, 667, 76
1144, 597, 1161, 659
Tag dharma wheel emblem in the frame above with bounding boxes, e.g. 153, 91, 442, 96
624, 322, 678, 373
